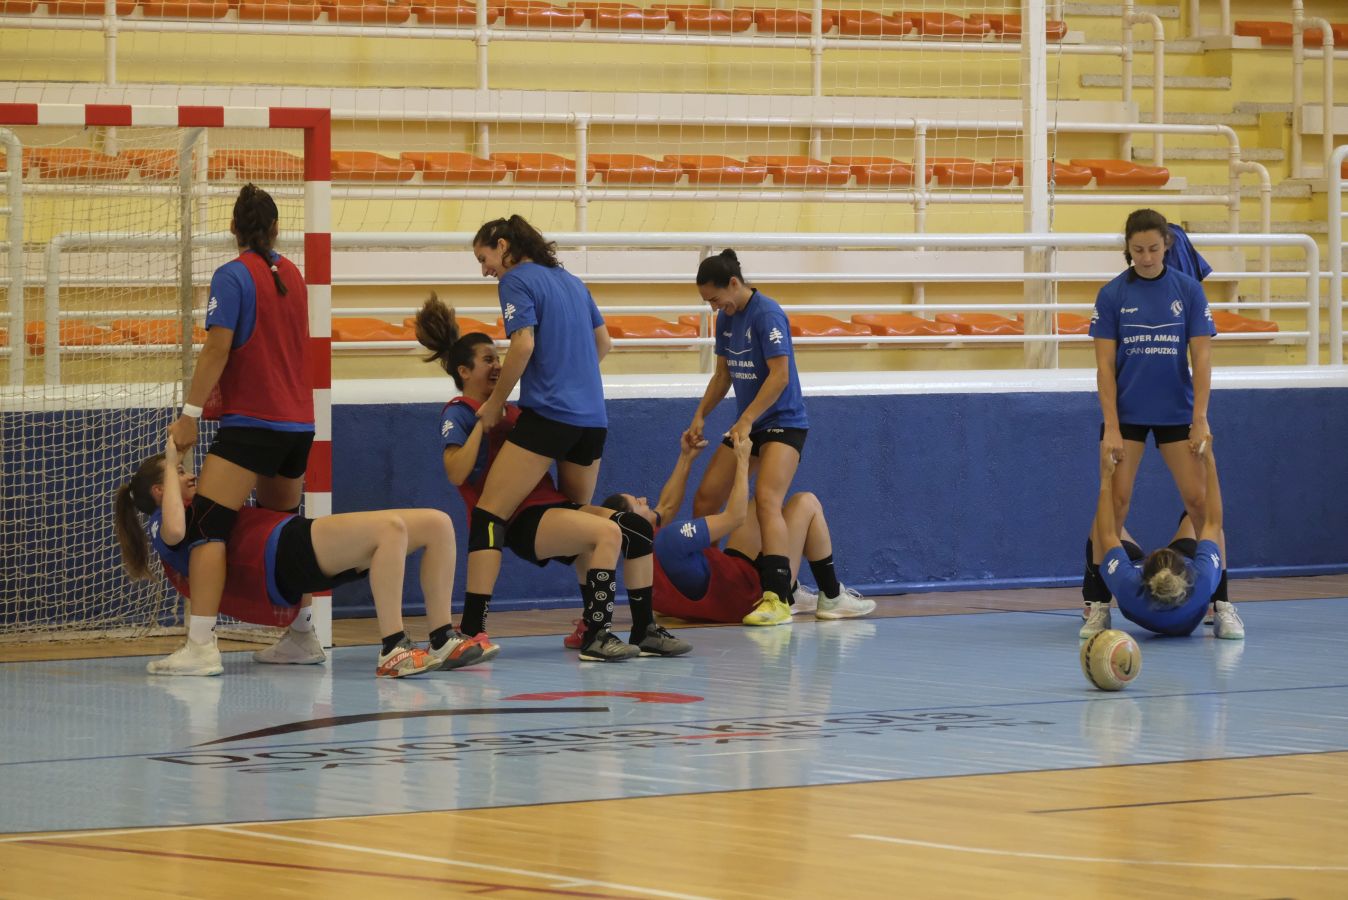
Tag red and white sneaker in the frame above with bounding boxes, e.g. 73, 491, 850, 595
563, 618, 585, 650
375, 638, 438, 678
468, 632, 500, 662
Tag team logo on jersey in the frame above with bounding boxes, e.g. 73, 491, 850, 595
680, 521, 696, 538
151, 522, 159, 540
503, 302, 517, 321
1091, 307, 1100, 323
207, 297, 218, 316
721, 331, 732, 338
768, 326, 784, 345
1107, 558, 1119, 575
1121, 307, 1139, 314
745, 326, 752, 342
1203, 304, 1213, 321
441, 420, 453, 437
1210, 553, 1220, 568
1170, 299, 1183, 317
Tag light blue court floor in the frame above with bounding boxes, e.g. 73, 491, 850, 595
2, 599, 1346, 835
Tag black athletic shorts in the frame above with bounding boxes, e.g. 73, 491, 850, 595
724, 547, 759, 566
721, 426, 808, 457
508, 408, 607, 466
1167, 537, 1198, 559
209, 426, 314, 479
506, 502, 582, 567
1100, 422, 1191, 447
273, 516, 366, 603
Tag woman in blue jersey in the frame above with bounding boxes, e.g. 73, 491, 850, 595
1088, 435, 1244, 640
1082, 209, 1217, 637
459, 215, 616, 654
115, 433, 486, 677
684, 249, 809, 627
159, 184, 316, 676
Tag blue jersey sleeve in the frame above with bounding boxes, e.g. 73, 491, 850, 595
588, 293, 604, 328
1190, 539, 1223, 603
756, 305, 794, 360
1185, 280, 1217, 339
498, 271, 538, 336
207, 261, 256, 348
1100, 546, 1144, 605
440, 403, 478, 448
1089, 282, 1120, 340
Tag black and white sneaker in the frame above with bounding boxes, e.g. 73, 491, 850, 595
636, 624, 692, 657
579, 628, 640, 662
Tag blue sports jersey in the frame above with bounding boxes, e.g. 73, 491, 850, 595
207, 250, 311, 432
1101, 539, 1222, 636
440, 402, 488, 482
498, 262, 607, 428
1089, 267, 1216, 426
713, 290, 808, 431
148, 507, 193, 580
653, 518, 714, 599
1165, 225, 1212, 283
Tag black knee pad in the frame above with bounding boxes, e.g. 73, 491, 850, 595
188, 494, 238, 544
609, 510, 654, 559
469, 509, 508, 553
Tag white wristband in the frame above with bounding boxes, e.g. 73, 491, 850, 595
181, 403, 203, 419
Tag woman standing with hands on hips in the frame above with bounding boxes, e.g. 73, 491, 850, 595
685, 249, 811, 627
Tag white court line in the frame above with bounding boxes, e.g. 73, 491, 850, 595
694, 747, 808, 758
853, 834, 1348, 872
0, 824, 216, 845
594, 770, 702, 786
210, 825, 716, 900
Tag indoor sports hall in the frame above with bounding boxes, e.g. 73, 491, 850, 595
2, 2, 1347, 897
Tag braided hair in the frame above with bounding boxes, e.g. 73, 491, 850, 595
233, 183, 286, 296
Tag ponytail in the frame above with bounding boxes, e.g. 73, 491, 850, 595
233, 183, 287, 295
696, 248, 746, 288
472, 214, 559, 268
115, 454, 166, 581
414, 292, 495, 390
1142, 547, 1191, 608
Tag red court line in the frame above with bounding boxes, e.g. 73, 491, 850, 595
22, 839, 640, 898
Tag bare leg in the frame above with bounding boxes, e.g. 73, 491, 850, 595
691, 444, 737, 518
1158, 440, 1208, 534
307, 510, 417, 637
558, 459, 602, 506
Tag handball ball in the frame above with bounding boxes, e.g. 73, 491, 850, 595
1080, 629, 1141, 691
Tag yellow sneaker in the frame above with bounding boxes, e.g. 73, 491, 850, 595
742, 592, 792, 626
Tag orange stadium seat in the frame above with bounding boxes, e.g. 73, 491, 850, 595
411, 1, 502, 24
1013, 312, 1092, 335
995, 158, 1094, 187
788, 314, 871, 337
0, 0, 40, 11
604, 315, 698, 339
837, 10, 911, 36
322, 0, 412, 23
111, 318, 208, 345
405, 314, 505, 339
331, 151, 417, 181
967, 14, 1067, 41
139, 1, 229, 18
332, 317, 415, 341
657, 5, 752, 32
934, 313, 1023, 335
752, 9, 836, 34
932, 161, 1015, 187
49, 1, 137, 12
678, 313, 711, 331
1233, 20, 1347, 47
401, 152, 509, 182
1211, 310, 1279, 333
909, 12, 991, 37
491, 152, 596, 183
663, 155, 768, 185
29, 149, 131, 180
119, 149, 183, 180
504, 2, 586, 27
0, 150, 31, 177
24, 321, 121, 353
746, 155, 851, 186
590, 154, 682, 184
208, 150, 305, 181
1071, 158, 1170, 187
832, 156, 917, 187
851, 313, 958, 336
569, 3, 669, 29
0, 328, 6, 345
239, 0, 322, 21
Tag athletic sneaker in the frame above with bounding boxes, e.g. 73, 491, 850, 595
815, 585, 876, 620
376, 638, 439, 678
743, 591, 792, 626
563, 618, 586, 650
636, 624, 693, 657
579, 628, 641, 662
467, 632, 500, 662
147, 637, 224, 677
426, 632, 486, 671
791, 584, 819, 615
1212, 601, 1245, 640
253, 627, 326, 665
1079, 602, 1112, 639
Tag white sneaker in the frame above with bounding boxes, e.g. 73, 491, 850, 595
1212, 601, 1245, 640
1079, 602, 1111, 639
147, 637, 224, 676
791, 583, 819, 615
253, 627, 326, 665
815, 585, 876, 620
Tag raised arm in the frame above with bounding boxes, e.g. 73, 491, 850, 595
702, 434, 752, 543
1197, 438, 1223, 543
652, 431, 708, 525
442, 419, 488, 486
1091, 443, 1123, 561
478, 326, 533, 428
158, 431, 188, 546
686, 355, 731, 443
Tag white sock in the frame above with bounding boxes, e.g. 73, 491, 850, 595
188, 615, 217, 644
290, 607, 314, 632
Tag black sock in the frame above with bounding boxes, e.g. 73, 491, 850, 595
1083, 538, 1109, 604
581, 568, 615, 642
758, 554, 792, 600
628, 586, 654, 643
460, 591, 491, 637
809, 554, 841, 599
1213, 571, 1229, 604
380, 631, 406, 655
429, 624, 455, 650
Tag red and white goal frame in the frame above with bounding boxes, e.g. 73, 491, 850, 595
0, 103, 335, 646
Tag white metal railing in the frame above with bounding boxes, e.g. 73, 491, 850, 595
21, 230, 1323, 381
0, 128, 22, 384
1330, 144, 1347, 365
1291, 0, 1337, 179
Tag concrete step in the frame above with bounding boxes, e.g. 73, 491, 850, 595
1133, 38, 1207, 54
1188, 219, 1328, 234
1185, 182, 1313, 199
1234, 102, 1295, 115
1140, 110, 1259, 126
1082, 74, 1233, 90
1133, 146, 1285, 162
1063, 3, 1179, 18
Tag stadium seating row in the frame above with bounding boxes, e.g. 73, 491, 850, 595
4, 148, 1175, 188
1234, 20, 1348, 47
0, 2, 1069, 40
20, 319, 207, 352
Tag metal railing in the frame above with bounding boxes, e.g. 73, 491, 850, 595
1329, 143, 1347, 365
